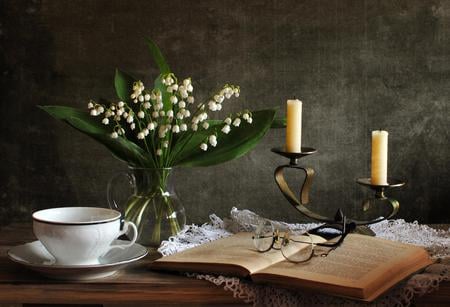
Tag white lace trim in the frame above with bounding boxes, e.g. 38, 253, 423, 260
158, 208, 450, 306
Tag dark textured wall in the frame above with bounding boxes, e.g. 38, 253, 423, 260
1, 0, 449, 225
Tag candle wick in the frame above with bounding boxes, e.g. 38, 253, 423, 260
294, 95, 296, 100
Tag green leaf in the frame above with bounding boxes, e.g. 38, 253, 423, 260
38, 106, 154, 167
174, 109, 276, 167
114, 69, 136, 102
271, 116, 286, 128
145, 38, 171, 75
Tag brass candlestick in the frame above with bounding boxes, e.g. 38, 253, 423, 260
272, 147, 406, 228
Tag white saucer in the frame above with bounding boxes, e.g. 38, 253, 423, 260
7, 240, 148, 280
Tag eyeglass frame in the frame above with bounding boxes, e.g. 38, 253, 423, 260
252, 213, 356, 263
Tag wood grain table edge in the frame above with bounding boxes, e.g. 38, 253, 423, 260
0, 222, 448, 305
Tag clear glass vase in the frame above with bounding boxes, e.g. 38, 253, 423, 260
107, 167, 186, 247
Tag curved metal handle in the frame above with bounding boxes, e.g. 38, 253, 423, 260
358, 197, 400, 225
274, 164, 334, 223
274, 164, 400, 226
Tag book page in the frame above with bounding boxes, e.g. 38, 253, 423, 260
252, 233, 432, 300
151, 232, 325, 277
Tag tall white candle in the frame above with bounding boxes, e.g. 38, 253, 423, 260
286, 99, 302, 153
371, 130, 388, 185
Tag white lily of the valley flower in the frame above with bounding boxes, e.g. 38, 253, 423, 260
202, 122, 209, 129
156, 149, 163, 156
167, 110, 174, 118
90, 109, 98, 116
147, 122, 156, 130
209, 135, 217, 147
87, 102, 94, 109
101, 118, 109, 125
242, 113, 249, 120
166, 86, 173, 93
208, 101, 217, 111
180, 123, 187, 131
233, 118, 241, 127
160, 110, 166, 117
116, 109, 123, 116
200, 112, 208, 121
221, 124, 231, 134
111, 132, 118, 139
200, 143, 208, 151
137, 132, 145, 139
130, 93, 136, 99
184, 110, 191, 117
170, 95, 178, 104
143, 102, 151, 109
180, 90, 188, 99
127, 116, 134, 123
137, 111, 145, 119
172, 125, 180, 133
191, 123, 198, 131
152, 111, 159, 118
187, 96, 194, 104
143, 128, 149, 136
183, 78, 191, 86
118, 101, 125, 108
187, 84, 193, 92
144, 94, 150, 101
172, 84, 179, 91
247, 117, 253, 124
224, 117, 232, 125
216, 103, 222, 111
130, 123, 136, 130
214, 95, 224, 103
138, 95, 144, 102
179, 101, 186, 108
163, 141, 169, 148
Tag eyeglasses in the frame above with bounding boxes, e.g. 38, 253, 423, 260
252, 214, 355, 263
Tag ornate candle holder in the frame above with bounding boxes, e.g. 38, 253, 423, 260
272, 147, 406, 228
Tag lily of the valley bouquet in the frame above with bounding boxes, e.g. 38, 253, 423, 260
41, 38, 280, 246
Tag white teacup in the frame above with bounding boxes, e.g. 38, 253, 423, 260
32, 207, 138, 265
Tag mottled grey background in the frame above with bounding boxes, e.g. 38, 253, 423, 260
0, 0, 449, 225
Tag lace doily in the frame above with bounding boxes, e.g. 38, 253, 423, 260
158, 208, 450, 306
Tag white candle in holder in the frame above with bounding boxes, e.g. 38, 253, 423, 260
371, 130, 388, 185
286, 99, 302, 153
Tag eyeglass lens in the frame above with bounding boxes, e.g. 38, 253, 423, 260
280, 233, 314, 263
253, 220, 275, 252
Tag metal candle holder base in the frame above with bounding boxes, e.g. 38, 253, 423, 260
272, 147, 406, 227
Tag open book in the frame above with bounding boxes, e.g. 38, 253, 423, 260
150, 233, 432, 301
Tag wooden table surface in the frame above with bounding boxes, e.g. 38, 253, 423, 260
0, 223, 448, 306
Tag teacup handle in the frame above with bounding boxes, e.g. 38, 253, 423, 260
109, 220, 138, 251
